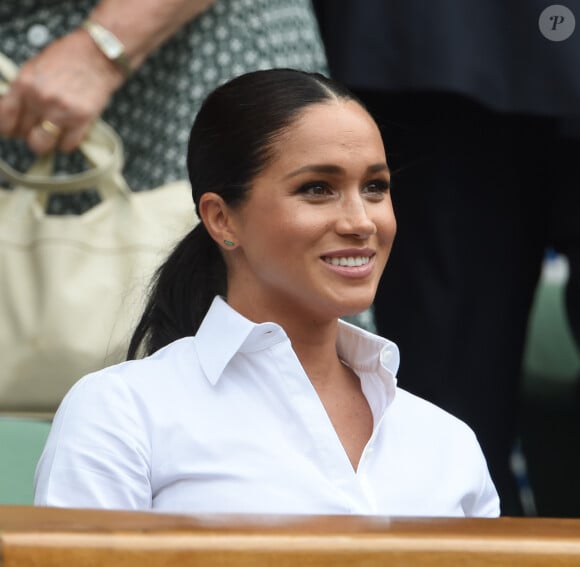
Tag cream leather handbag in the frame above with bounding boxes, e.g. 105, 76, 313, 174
0, 53, 198, 414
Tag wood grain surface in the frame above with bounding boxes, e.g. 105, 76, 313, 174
1, 506, 580, 566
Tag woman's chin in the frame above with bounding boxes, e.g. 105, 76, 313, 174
336, 297, 375, 319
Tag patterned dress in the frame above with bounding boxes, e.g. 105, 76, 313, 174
0, 0, 328, 212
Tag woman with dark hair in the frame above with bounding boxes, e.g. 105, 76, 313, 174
34, 69, 499, 517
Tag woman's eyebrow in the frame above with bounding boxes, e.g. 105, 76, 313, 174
284, 162, 389, 179
283, 164, 344, 179
368, 163, 390, 174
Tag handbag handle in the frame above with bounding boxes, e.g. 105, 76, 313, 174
0, 52, 126, 194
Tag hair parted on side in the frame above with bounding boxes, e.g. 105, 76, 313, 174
127, 68, 362, 359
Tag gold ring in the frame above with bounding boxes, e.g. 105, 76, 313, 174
39, 119, 62, 137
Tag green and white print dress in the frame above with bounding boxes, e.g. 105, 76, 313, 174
0, 0, 328, 212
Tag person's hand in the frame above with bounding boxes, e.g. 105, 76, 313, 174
0, 27, 125, 155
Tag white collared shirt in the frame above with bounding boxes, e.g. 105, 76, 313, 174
34, 297, 499, 517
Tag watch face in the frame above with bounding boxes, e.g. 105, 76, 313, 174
88, 23, 124, 61
102, 36, 123, 59
84, 21, 130, 75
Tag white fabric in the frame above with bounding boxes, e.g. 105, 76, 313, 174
34, 296, 499, 517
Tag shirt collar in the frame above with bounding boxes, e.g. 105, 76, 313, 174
194, 296, 286, 385
194, 296, 399, 390
336, 318, 399, 409
336, 318, 399, 376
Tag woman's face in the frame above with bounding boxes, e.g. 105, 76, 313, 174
226, 99, 396, 324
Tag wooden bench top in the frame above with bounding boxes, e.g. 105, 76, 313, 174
1, 506, 580, 566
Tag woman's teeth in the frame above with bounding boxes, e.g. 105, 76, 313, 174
324, 256, 370, 267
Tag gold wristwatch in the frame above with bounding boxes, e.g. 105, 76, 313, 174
82, 20, 132, 77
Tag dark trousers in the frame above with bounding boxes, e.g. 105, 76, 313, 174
360, 90, 580, 516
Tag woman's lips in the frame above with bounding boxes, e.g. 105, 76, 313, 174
321, 252, 375, 277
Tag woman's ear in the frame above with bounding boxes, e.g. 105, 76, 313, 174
199, 192, 238, 250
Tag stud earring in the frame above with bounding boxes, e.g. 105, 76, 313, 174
223, 239, 235, 247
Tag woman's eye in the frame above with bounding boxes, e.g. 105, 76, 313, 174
298, 182, 333, 197
362, 179, 390, 198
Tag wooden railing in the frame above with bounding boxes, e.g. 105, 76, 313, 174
1, 506, 580, 566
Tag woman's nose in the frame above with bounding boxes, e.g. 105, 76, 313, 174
335, 196, 377, 239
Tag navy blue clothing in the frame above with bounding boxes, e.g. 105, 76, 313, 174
314, 0, 580, 117
314, 0, 580, 516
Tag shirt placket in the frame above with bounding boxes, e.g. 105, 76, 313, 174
272, 341, 376, 514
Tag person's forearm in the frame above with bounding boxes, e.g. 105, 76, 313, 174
0, 0, 217, 154
88, 0, 217, 71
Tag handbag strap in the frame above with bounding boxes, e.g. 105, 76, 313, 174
0, 52, 127, 194
0, 51, 18, 84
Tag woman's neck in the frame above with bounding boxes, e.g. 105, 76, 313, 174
283, 318, 344, 387
226, 295, 347, 384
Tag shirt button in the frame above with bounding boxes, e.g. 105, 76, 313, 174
380, 348, 393, 365
27, 24, 50, 48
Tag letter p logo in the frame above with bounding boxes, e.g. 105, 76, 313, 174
539, 5, 576, 41
550, 14, 565, 30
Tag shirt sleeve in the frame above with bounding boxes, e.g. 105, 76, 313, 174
34, 369, 152, 510
463, 435, 501, 518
